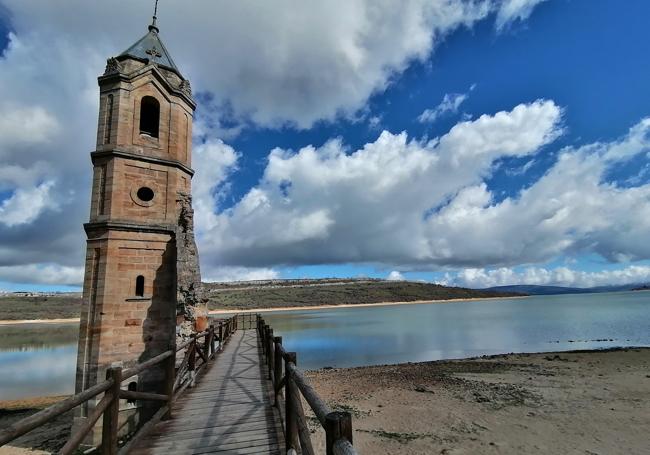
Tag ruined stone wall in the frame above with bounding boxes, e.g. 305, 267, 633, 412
175, 192, 205, 338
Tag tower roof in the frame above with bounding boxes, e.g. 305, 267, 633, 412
119, 24, 180, 75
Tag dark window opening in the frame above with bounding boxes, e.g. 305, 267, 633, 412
135, 275, 145, 297
139, 96, 160, 138
104, 94, 114, 144
136, 186, 155, 202
97, 165, 106, 215
127, 381, 137, 404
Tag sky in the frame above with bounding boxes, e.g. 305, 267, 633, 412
0, 0, 650, 292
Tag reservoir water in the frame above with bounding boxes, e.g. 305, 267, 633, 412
1, 291, 649, 400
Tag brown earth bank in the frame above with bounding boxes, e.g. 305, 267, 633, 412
0, 281, 523, 320
0, 396, 70, 454
305, 348, 650, 455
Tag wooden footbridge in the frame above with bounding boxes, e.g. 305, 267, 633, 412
0, 315, 357, 455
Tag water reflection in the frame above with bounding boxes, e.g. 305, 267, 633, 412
1, 292, 649, 399
0, 323, 78, 400
263, 291, 650, 369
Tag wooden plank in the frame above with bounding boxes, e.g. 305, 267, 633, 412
131, 442, 281, 455
131, 329, 284, 455
155, 414, 277, 433
146, 421, 278, 442
144, 431, 278, 449
171, 406, 269, 417
141, 438, 280, 453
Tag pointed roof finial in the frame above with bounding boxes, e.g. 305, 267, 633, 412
149, 0, 160, 33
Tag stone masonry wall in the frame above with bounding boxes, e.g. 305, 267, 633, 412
175, 192, 205, 338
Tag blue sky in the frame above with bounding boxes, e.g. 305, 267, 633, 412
1, 0, 650, 291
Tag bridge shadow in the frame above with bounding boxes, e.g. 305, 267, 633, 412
135, 241, 176, 425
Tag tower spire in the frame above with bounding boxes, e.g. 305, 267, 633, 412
149, 0, 160, 33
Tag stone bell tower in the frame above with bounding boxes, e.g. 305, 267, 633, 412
74, 10, 201, 440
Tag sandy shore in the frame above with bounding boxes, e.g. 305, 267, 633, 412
0, 318, 79, 326
0, 296, 524, 323
208, 295, 525, 315
305, 348, 650, 454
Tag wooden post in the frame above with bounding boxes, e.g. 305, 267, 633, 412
163, 346, 175, 420
265, 325, 271, 363
284, 352, 299, 452
325, 411, 353, 455
261, 324, 267, 358
188, 335, 196, 387
203, 328, 211, 361
273, 336, 283, 406
101, 366, 122, 455
268, 328, 274, 380
209, 325, 216, 357
218, 322, 223, 351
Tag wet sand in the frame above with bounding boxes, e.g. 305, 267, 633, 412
305, 348, 650, 454
0, 397, 70, 455
207, 295, 525, 315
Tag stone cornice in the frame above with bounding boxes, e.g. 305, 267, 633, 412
91, 149, 195, 176
84, 220, 176, 235
98, 64, 196, 109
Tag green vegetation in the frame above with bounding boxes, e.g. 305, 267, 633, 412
0, 280, 523, 320
0, 295, 82, 320
205, 280, 523, 310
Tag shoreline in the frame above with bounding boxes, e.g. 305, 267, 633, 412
0, 295, 526, 324
0, 317, 80, 326
3, 347, 648, 454
208, 295, 526, 315
305, 347, 650, 454
2, 346, 644, 410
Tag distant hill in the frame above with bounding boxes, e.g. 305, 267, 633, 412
483, 283, 649, 296
204, 278, 524, 311
0, 279, 523, 320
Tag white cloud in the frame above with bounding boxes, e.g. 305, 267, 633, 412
426, 118, 650, 266
368, 115, 382, 130
444, 265, 650, 288
198, 100, 563, 268
0, 0, 553, 286
418, 84, 475, 123
0, 104, 60, 150
0, 181, 59, 227
496, 0, 549, 31
202, 266, 280, 283
0, 264, 84, 286
195, 104, 650, 282
387, 271, 405, 281
1, 0, 503, 130
192, 139, 240, 232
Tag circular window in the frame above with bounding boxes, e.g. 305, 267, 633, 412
136, 187, 155, 202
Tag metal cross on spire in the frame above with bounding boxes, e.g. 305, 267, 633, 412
149, 0, 160, 33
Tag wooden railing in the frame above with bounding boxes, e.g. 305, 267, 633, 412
0, 315, 238, 455
257, 315, 358, 455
